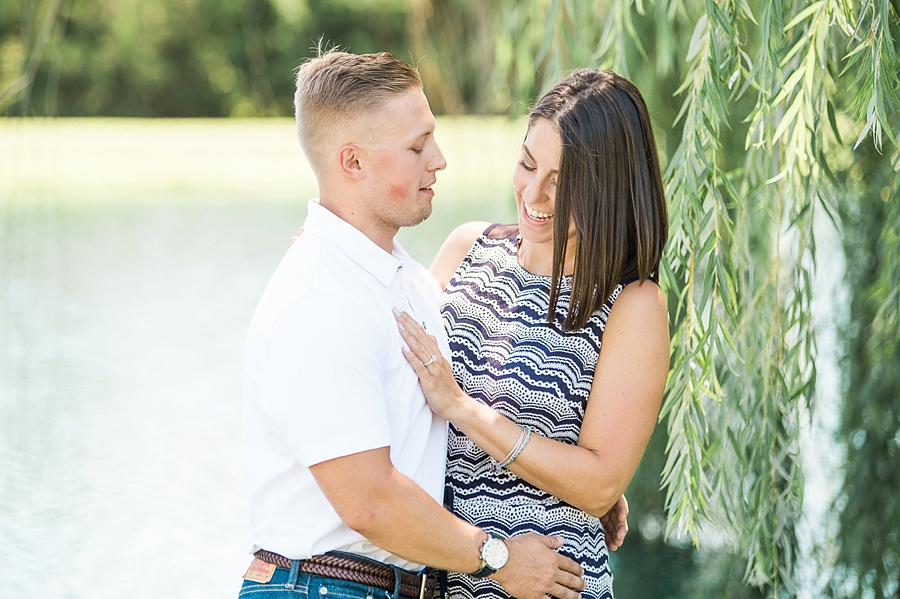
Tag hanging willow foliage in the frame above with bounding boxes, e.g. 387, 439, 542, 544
492, 0, 899, 596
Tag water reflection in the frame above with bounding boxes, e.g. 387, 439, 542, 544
1, 201, 303, 597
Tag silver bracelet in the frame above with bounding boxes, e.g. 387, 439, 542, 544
492, 426, 532, 474
493, 427, 525, 473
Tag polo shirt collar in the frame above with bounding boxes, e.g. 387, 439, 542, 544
304, 199, 412, 287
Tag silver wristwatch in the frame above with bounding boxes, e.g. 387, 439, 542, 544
470, 534, 509, 578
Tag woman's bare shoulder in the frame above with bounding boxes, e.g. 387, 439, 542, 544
604, 279, 669, 346
616, 279, 666, 312
429, 221, 491, 290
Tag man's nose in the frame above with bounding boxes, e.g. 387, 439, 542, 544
430, 143, 448, 172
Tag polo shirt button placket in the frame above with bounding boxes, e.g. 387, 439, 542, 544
244, 200, 448, 578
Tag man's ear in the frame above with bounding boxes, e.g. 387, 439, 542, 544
337, 145, 366, 180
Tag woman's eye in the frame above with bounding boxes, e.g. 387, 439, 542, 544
411, 148, 424, 154
518, 161, 536, 172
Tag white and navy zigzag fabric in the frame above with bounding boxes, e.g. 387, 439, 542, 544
441, 224, 624, 599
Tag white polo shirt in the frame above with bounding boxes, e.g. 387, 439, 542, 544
242, 199, 449, 570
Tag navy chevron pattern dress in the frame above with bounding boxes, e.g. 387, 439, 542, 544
441, 224, 624, 599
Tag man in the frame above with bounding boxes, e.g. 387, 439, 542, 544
241, 51, 603, 599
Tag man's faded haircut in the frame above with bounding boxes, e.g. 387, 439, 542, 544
294, 50, 423, 175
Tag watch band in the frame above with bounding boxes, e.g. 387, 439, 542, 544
470, 534, 506, 579
469, 562, 498, 579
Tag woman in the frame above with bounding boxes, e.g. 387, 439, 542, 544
394, 69, 669, 599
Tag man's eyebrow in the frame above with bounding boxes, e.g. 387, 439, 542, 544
522, 143, 559, 174
407, 129, 433, 143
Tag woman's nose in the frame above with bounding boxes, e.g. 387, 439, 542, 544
523, 179, 545, 204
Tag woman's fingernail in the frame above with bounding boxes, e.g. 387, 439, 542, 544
392, 306, 403, 317
397, 321, 405, 331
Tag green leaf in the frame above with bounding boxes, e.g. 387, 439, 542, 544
854, 94, 878, 149
784, 1, 824, 31
739, 0, 758, 25
826, 99, 844, 145
687, 14, 709, 63
774, 93, 804, 140
780, 36, 810, 67
772, 67, 806, 104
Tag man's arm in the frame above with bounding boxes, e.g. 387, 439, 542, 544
260, 292, 584, 598
310, 447, 585, 599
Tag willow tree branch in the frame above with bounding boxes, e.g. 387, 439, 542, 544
0, 0, 67, 111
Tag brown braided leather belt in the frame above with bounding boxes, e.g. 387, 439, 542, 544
254, 549, 438, 599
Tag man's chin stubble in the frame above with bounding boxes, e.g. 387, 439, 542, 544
399, 206, 433, 228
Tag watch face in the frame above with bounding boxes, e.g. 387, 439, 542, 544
483, 538, 509, 569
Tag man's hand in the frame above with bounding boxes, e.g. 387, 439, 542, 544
492, 533, 584, 599
599, 495, 629, 551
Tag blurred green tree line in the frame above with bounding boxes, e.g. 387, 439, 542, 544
0, 0, 501, 117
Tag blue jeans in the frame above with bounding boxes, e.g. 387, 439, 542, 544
238, 558, 413, 599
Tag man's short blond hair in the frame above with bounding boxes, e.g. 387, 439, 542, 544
294, 51, 423, 176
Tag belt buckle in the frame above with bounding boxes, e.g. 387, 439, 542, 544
418, 574, 427, 599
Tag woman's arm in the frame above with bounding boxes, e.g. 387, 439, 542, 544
429, 221, 490, 289
396, 280, 668, 517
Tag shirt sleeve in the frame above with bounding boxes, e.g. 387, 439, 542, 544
259, 290, 392, 466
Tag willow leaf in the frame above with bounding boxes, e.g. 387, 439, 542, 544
784, 1, 825, 31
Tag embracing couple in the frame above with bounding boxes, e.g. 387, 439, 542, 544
239, 50, 669, 599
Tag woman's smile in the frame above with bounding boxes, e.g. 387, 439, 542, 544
523, 203, 553, 222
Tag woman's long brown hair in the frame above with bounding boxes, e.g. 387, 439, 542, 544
530, 69, 668, 331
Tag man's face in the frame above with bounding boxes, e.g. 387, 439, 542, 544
361, 89, 447, 230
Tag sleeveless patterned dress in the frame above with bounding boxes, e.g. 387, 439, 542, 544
441, 224, 625, 599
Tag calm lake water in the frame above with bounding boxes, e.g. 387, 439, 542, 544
0, 119, 845, 599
